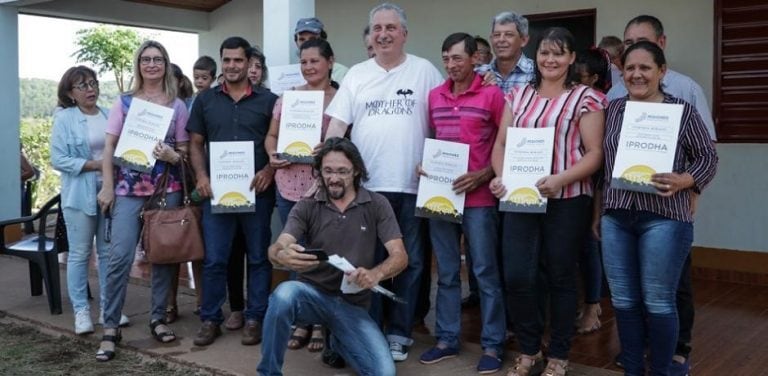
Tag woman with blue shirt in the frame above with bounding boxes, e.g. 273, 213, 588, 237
50, 66, 130, 336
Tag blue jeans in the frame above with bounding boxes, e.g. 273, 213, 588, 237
430, 207, 505, 354
200, 195, 274, 323
63, 207, 108, 314
275, 190, 296, 227
258, 281, 395, 376
501, 195, 591, 360
102, 192, 181, 328
601, 209, 693, 376
369, 192, 423, 347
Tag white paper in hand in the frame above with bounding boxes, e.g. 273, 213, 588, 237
327, 255, 364, 294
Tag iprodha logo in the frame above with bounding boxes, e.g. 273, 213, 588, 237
515, 136, 546, 148
219, 150, 247, 159
432, 148, 459, 159
137, 109, 163, 120
635, 112, 669, 123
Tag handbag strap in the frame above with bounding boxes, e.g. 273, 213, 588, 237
144, 166, 172, 210
179, 158, 192, 206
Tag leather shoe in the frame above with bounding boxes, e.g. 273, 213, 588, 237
241, 319, 263, 345
193, 321, 221, 346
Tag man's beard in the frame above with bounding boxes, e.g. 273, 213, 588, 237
322, 180, 346, 200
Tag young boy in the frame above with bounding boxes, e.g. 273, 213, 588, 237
192, 55, 217, 92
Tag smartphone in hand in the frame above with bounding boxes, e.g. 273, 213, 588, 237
302, 248, 329, 261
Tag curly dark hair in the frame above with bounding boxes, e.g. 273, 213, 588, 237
313, 137, 369, 190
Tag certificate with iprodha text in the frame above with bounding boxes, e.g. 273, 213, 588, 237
611, 102, 683, 194
415, 139, 469, 223
209, 141, 256, 214
499, 127, 555, 213
276, 90, 324, 164
268, 64, 307, 96
113, 98, 173, 172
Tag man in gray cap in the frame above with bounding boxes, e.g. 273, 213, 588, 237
294, 17, 349, 83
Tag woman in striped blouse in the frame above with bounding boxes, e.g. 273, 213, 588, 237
597, 41, 717, 376
490, 27, 606, 376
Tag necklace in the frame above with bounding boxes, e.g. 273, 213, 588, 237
142, 91, 167, 104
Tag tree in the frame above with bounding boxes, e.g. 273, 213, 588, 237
73, 25, 143, 92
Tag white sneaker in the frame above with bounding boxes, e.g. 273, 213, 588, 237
74, 310, 94, 335
98, 312, 131, 327
390, 341, 409, 362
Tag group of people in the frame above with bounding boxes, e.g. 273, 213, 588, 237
49, 2, 718, 376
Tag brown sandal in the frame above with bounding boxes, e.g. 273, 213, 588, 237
506, 352, 543, 376
542, 358, 569, 376
165, 306, 178, 324
287, 326, 311, 350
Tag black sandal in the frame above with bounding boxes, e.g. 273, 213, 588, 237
95, 330, 121, 362
308, 324, 325, 353
150, 320, 177, 343
287, 325, 311, 350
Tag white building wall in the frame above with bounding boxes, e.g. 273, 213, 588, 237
198, 0, 263, 68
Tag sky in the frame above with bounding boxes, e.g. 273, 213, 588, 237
18, 14, 198, 82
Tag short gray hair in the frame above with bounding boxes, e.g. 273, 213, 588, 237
491, 11, 529, 37
369, 3, 408, 32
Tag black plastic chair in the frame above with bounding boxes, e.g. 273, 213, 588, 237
0, 194, 64, 314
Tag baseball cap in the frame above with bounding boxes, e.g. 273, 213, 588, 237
295, 17, 324, 35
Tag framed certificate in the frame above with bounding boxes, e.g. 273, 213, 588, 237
209, 141, 256, 213
276, 90, 324, 164
415, 139, 469, 223
268, 64, 307, 96
113, 98, 173, 172
611, 102, 683, 193
499, 127, 555, 213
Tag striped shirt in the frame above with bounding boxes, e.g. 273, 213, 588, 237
601, 95, 718, 223
505, 84, 607, 199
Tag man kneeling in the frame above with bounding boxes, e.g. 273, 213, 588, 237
258, 137, 407, 376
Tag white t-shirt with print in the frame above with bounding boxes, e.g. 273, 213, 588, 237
326, 54, 443, 194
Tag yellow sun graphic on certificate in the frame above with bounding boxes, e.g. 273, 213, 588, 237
218, 192, 249, 207
120, 149, 149, 166
621, 165, 656, 184
284, 141, 313, 157
424, 196, 456, 215
506, 187, 541, 205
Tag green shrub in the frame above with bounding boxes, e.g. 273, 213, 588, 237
20, 117, 59, 209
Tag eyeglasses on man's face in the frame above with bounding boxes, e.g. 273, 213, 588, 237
73, 79, 99, 91
321, 168, 354, 178
140, 56, 166, 65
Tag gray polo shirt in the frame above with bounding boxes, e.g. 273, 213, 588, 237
283, 187, 402, 307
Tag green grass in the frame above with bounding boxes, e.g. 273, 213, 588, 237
0, 322, 210, 376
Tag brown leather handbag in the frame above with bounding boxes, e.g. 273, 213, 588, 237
141, 162, 204, 264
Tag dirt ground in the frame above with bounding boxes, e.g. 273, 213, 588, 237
0, 320, 211, 376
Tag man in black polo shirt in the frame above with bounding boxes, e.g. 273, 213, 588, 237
257, 137, 407, 376
187, 36, 278, 347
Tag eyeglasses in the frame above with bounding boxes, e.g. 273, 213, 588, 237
321, 168, 353, 178
73, 80, 99, 91
140, 56, 166, 65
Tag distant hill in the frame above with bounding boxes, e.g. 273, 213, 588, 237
20, 78, 120, 118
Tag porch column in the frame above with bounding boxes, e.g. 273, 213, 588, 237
0, 5, 20, 220
262, 0, 315, 66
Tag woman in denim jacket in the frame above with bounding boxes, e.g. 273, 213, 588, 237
50, 66, 129, 335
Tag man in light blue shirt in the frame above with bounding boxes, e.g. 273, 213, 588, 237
477, 11, 534, 95
606, 16, 717, 141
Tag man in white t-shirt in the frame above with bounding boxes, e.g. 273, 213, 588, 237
325, 2, 443, 363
